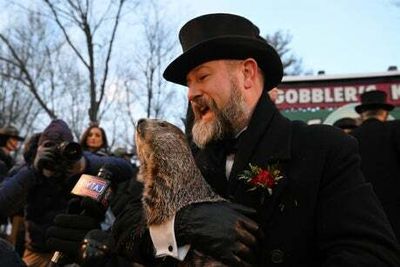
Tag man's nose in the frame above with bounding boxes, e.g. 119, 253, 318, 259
187, 85, 202, 102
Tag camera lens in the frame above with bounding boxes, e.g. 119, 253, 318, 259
60, 142, 82, 161
43, 141, 56, 148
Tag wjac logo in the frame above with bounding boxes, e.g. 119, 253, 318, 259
85, 180, 107, 194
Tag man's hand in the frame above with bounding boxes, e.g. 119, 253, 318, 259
46, 198, 106, 261
33, 144, 57, 176
33, 141, 85, 178
175, 202, 260, 266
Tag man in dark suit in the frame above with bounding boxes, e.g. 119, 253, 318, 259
110, 13, 400, 266
352, 90, 400, 241
47, 13, 400, 266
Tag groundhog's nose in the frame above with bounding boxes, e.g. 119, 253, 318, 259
137, 119, 146, 126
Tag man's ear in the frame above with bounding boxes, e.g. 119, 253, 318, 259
242, 58, 258, 89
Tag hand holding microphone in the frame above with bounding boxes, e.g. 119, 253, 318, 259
46, 198, 105, 264
46, 164, 118, 266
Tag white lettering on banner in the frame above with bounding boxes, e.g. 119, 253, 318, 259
324, 88, 334, 102
286, 90, 298, 104
333, 87, 344, 102
392, 84, 400, 100
312, 88, 324, 103
299, 89, 310, 103
275, 84, 384, 105
344, 86, 357, 101
275, 91, 284, 104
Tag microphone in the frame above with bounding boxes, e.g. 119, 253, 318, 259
49, 164, 117, 266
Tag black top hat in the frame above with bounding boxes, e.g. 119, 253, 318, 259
333, 117, 358, 130
163, 13, 283, 91
0, 126, 24, 141
355, 90, 394, 114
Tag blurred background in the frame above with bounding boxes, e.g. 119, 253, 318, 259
0, 0, 399, 154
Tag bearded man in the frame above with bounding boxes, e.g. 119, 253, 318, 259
109, 13, 400, 267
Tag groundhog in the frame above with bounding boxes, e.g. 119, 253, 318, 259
135, 118, 226, 266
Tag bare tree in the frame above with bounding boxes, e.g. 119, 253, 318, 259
131, 1, 179, 119
109, 1, 187, 150
266, 31, 308, 75
0, 61, 41, 135
42, 0, 135, 123
0, 10, 61, 120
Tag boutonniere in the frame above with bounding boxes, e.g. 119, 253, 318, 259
238, 163, 284, 194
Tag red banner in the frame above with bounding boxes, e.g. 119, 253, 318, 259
276, 81, 400, 110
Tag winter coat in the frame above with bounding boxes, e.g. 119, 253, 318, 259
352, 118, 400, 241
193, 89, 400, 266
0, 151, 134, 253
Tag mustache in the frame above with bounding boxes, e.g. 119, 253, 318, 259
191, 97, 217, 116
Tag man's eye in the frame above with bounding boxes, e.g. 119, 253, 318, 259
199, 74, 209, 81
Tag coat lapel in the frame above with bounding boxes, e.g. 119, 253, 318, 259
228, 89, 293, 214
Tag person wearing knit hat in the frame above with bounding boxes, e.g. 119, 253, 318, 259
34, 119, 80, 179
0, 119, 135, 266
38, 119, 73, 146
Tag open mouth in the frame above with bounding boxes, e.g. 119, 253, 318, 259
193, 101, 212, 120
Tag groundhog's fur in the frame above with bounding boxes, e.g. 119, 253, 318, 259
135, 119, 226, 266
135, 118, 224, 224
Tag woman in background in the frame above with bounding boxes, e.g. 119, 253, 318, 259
79, 124, 109, 156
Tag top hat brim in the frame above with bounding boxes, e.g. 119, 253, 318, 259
355, 103, 395, 114
163, 36, 283, 91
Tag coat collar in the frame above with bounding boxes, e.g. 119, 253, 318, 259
225, 88, 293, 219
229, 88, 292, 182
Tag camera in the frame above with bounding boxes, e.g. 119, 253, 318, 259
57, 141, 82, 161
38, 141, 82, 171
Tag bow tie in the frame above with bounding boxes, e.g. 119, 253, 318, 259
223, 137, 239, 155
223, 129, 246, 155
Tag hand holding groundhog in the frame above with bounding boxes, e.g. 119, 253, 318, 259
135, 118, 259, 266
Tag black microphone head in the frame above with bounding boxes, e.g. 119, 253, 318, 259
98, 163, 122, 181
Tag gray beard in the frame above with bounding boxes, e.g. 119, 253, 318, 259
192, 78, 249, 148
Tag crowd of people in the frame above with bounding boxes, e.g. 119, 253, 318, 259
0, 12, 399, 267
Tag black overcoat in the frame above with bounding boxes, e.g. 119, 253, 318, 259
193, 90, 400, 266
352, 118, 400, 241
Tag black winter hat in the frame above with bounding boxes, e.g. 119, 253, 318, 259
38, 119, 73, 145
333, 117, 358, 130
163, 13, 283, 91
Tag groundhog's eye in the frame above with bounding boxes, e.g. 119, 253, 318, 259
159, 122, 167, 127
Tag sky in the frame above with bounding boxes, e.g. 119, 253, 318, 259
162, 0, 400, 76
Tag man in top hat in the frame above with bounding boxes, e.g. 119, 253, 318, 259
352, 90, 400, 241
111, 13, 400, 266
0, 126, 24, 180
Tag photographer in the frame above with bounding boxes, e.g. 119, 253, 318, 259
0, 119, 134, 267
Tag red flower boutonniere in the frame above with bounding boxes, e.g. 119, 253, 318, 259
239, 163, 284, 194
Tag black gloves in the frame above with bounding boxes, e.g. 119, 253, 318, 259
33, 141, 80, 178
80, 229, 114, 267
112, 200, 156, 264
175, 202, 260, 266
46, 197, 106, 262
